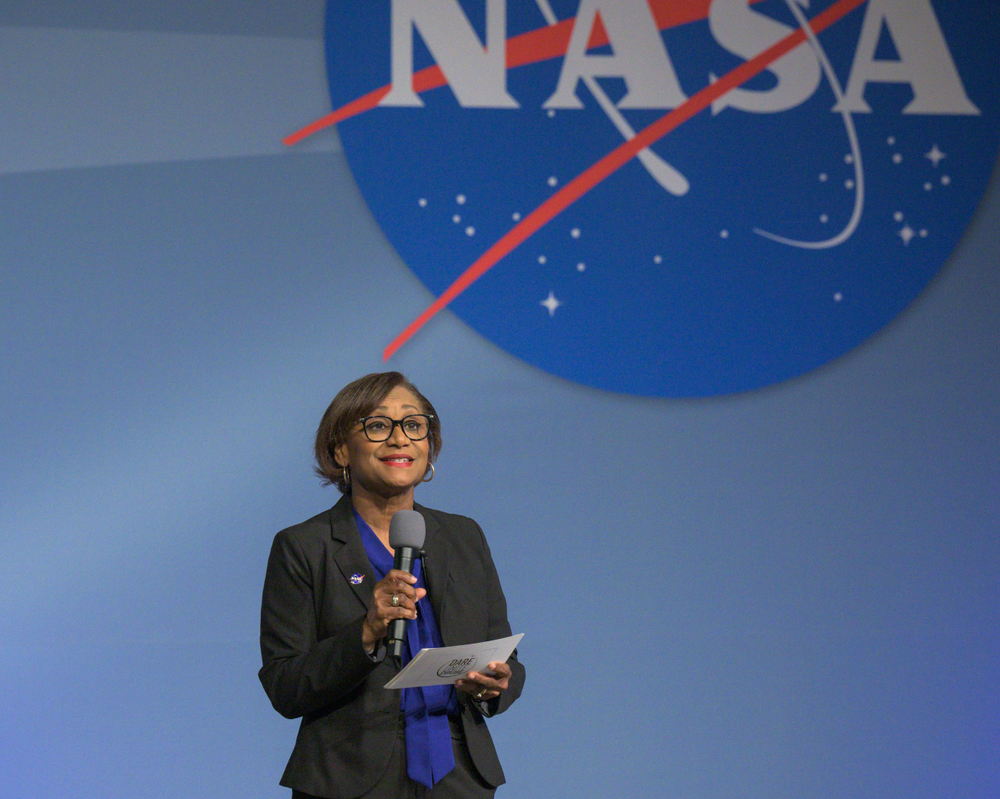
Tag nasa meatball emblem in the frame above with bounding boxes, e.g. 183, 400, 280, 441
295, 0, 999, 396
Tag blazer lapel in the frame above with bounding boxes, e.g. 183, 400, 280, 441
417, 504, 452, 635
328, 496, 375, 610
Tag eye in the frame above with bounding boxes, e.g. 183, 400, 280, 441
366, 418, 389, 433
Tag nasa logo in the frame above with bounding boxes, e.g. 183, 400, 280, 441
297, 0, 999, 397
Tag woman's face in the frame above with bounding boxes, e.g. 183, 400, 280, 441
335, 385, 431, 501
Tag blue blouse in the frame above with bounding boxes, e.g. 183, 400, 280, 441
353, 508, 459, 787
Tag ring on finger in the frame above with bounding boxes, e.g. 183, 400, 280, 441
391, 594, 399, 607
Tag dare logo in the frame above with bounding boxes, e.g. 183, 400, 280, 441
437, 656, 477, 678
290, 0, 1000, 396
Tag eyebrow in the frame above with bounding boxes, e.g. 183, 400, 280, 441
373, 404, 420, 413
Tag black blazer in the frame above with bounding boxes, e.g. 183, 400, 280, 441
259, 495, 525, 798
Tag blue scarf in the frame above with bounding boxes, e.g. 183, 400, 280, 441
354, 509, 458, 788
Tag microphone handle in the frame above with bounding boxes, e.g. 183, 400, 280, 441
387, 546, 420, 662
393, 546, 419, 576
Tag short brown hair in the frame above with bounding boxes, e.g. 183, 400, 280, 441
314, 372, 442, 492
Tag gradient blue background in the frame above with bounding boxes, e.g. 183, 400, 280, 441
2, 2, 997, 797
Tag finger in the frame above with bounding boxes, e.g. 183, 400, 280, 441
379, 578, 416, 596
380, 604, 416, 624
467, 670, 501, 683
386, 569, 419, 585
380, 588, 417, 611
381, 596, 421, 624
456, 679, 493, 698
373, 575, 415, 604
486, 662, 511, 678
467, 681, 497, 701
383, 584, 421, 604
465, 671, 507, 691
467, 671, 507, 694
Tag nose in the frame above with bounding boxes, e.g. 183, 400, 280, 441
387, 420, 410, 445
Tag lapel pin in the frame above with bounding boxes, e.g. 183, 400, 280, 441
350, 573, 365, 585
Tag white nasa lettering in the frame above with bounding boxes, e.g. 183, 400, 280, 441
708, 0, 820, 114
543, 0, 688, 110
834, 0, 979, 115
381, 0, 518, 108
381, 0, 978, 118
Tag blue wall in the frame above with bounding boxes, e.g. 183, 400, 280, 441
2, 3, 997, 797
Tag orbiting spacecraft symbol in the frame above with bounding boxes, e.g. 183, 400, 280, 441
532, 0, 861, 242
751, 0, 864, 249
534, 0, 690, 196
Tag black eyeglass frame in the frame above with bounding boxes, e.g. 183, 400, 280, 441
356, 414, 435, 442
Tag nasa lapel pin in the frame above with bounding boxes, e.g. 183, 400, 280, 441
350, 573, 364, 585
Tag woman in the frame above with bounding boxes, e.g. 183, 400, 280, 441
259, 372, 525, 799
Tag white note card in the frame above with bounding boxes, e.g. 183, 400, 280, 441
384, 633, 524, 689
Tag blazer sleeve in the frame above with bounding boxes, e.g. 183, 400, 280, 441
472, 520, 525, 718
258, 527, 381, 720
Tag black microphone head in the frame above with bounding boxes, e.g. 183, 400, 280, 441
389, 509, 426, 549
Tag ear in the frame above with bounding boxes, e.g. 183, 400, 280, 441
334, 442, 349, 469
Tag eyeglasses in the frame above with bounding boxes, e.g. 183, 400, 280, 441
357, 414, 434, 442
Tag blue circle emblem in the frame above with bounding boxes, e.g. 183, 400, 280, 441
320, 0, 1000, 396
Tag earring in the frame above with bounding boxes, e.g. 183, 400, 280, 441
343, 464, 351, 487
421, 463, 435, 483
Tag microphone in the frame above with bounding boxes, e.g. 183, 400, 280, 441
386, 509, 426, 663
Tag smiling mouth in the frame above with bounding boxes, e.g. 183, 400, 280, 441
380, 457, 414, 466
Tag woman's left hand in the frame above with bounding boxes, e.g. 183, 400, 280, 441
456, 661, 511, 703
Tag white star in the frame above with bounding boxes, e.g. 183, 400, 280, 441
926, 144, 946, 167
899, 225, 916, 245
540, 291, 563, 316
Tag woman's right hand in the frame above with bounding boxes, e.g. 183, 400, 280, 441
361, 569, 426, 652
